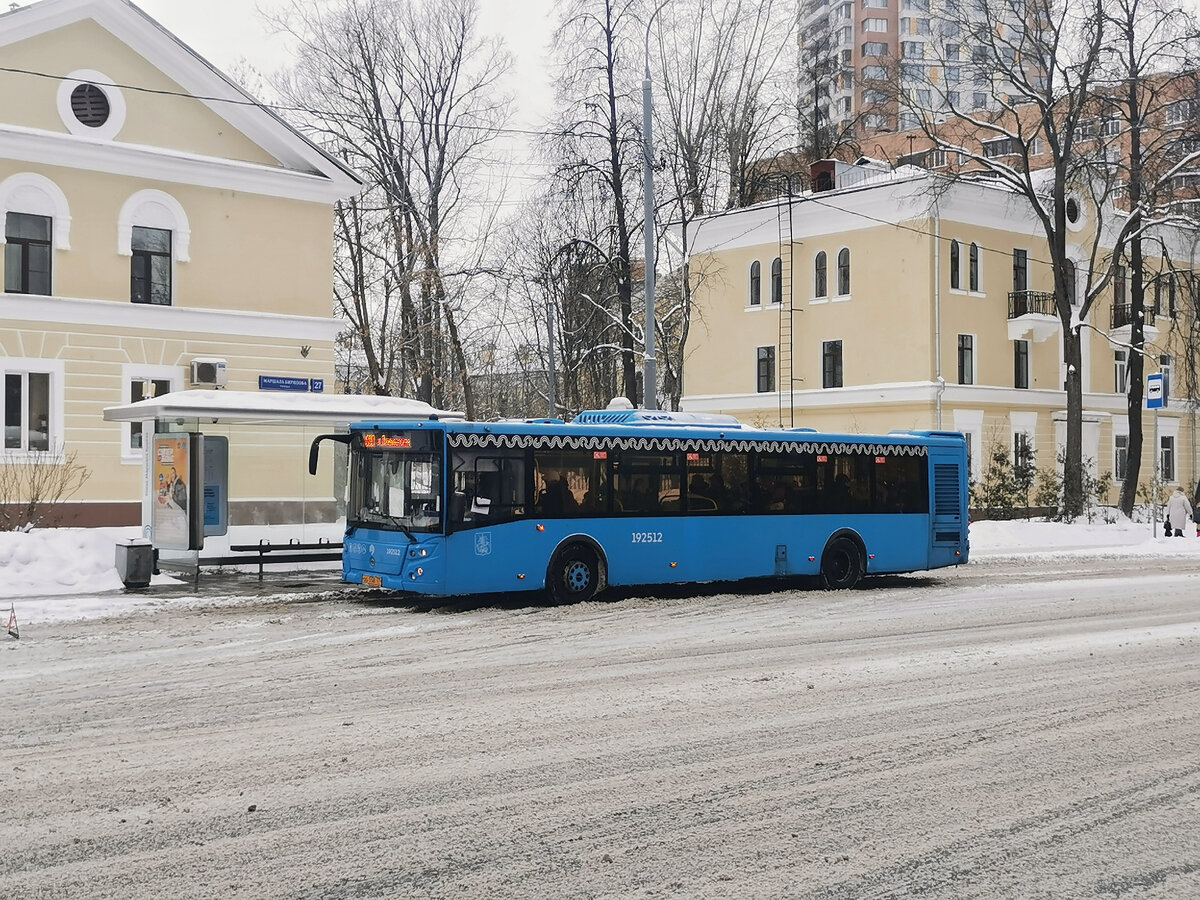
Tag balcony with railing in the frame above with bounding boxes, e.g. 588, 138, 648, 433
1110, 302, 1159, 344
1007, 290, 1059, 342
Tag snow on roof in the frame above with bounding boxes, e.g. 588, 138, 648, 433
102, 390, 464, 426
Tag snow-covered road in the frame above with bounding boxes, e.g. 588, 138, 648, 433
2, 550, 1198, 898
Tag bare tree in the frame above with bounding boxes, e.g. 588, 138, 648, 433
272, 0, 511, 415
902, 0, 1110, 517
717, 0, 798, 207
548, 0, 645, 406
1092, 0, 1200, 515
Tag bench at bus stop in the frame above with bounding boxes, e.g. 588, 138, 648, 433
145, 539, 343, 589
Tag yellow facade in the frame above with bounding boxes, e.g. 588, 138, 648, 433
683, 166, 1200, 506
0, 0, 360, 525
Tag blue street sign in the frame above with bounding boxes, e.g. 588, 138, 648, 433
259, 375, 311, 392
1147, 373, 1164, 409
310, 378, 325, 393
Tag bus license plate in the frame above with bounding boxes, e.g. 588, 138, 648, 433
362, 574, 382, 587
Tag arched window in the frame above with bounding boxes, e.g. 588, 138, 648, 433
950, 240, 961, 290
770, 257, 782, 304
749, 260, 761, 306
969, 242, 980, 292
814, 251, 827, 298
837, 248, 851, 296
1, 173, 72, 296
118, 190, 190, 306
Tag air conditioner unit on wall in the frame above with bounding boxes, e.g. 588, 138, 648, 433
190, 357, 228, 388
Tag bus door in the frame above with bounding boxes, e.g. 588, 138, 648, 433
444, 445, 529, 594
608, 450, 690, 586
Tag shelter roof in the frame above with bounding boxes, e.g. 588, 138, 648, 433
102, 390, 464, 426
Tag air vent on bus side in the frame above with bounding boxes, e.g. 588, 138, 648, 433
933, 464, 961, 518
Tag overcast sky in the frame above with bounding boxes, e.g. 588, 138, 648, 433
133, 0, 557, 129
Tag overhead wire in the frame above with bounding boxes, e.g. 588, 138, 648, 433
2, 62, 1177, 286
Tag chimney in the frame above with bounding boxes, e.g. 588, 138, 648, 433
810, 159, 837, 193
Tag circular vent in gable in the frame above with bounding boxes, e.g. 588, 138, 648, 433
57, 70, 126, 140
70, 83, 111, 128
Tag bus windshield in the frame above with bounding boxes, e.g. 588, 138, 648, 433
349, 436, 443, 534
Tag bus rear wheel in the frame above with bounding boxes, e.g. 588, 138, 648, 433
548, 544, 600, 605
820, 536, 863, 590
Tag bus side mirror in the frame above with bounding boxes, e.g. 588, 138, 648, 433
309, 433, 352, 475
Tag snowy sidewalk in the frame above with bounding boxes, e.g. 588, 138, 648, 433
1, 518, 1197, 625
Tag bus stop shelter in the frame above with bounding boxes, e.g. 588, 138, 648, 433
102, 390, 461, 579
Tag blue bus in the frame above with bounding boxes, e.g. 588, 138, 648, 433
310, 408, 969, 602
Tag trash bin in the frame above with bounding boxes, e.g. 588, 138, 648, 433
115, 539, 154, 589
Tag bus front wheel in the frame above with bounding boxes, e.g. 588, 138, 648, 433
820, 536, 863, 590
548, 543, 601, 605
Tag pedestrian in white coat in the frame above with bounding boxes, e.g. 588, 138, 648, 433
1166, 487, 1193, 537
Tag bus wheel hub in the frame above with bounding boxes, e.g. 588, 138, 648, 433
564, 561, 590, 591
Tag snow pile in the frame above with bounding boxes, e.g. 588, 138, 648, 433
0, 526, 141, 599
971, 517, 1200, 558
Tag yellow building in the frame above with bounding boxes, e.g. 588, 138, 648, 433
0, 0, 361, 525
682, 160, 1200, 504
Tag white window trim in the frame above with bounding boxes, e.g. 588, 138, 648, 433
120, 364, 184, 464
0, 173, 72, 251
56, 69, 127, 141
117, 189, 191, 262
952, 408, 984, 482
0, 357, 65, 462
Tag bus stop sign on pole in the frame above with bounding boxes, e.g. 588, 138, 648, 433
1147, 373, 1164, 409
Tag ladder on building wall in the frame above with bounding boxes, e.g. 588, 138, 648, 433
775, 180, 799, 428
